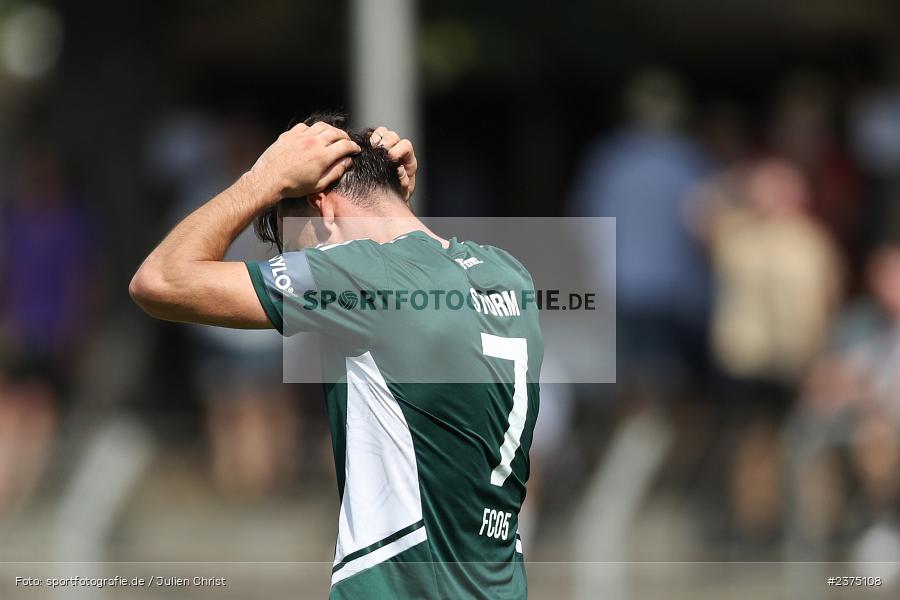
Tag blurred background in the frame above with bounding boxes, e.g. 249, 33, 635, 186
1, 0, 900, 598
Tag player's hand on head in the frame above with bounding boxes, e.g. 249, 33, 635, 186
371, 126, 417, 202
251, 121, 362, 200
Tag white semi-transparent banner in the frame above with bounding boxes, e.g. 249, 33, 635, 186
266, 217, 616, 384
4, 562, 898, 599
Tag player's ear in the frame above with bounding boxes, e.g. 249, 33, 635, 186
308, 192, 331, 218
309, 192, 337, 233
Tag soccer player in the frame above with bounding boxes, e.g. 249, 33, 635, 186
130, 113, 543, 599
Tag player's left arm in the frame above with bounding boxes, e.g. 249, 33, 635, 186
129, 121, 360, 328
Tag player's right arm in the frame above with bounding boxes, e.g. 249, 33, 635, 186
129, 121, 360, 328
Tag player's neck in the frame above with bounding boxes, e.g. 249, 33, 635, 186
346, 200, 449, 249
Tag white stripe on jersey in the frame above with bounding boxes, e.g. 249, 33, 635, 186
333, 351, 425, 578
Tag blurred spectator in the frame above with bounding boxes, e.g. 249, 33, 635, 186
849, 85, 900, 180
147, 113, 299, 500
786, 238, 900, 569
848, 83, 900, 254
769, 73, 863, 260
569, 68, 712, 399
0, 145, 97, 519
698, 158, 843, 545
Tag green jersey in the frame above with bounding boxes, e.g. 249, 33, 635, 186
246, 231, 543, 599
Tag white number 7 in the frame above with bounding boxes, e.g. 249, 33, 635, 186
481, 333, 529, 487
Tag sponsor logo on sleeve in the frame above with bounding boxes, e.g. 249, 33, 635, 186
268, 255, 294, 294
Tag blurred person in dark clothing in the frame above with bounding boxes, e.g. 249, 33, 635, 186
698, 101, 751, 168
770, 73, 863, 262
787, 238, 900, 567
0, 145, 97, 518
697, 158, 843, 546
148, 113, 298, 499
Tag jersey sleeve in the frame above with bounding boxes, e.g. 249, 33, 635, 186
245, 240, 387, 341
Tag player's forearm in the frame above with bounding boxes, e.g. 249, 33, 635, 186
159, 170, 275, 262
130, 170, 277, 314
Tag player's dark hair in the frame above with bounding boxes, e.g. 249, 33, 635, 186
254, 111, 404, 251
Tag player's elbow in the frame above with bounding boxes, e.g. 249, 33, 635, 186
129, 264, 177, 319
